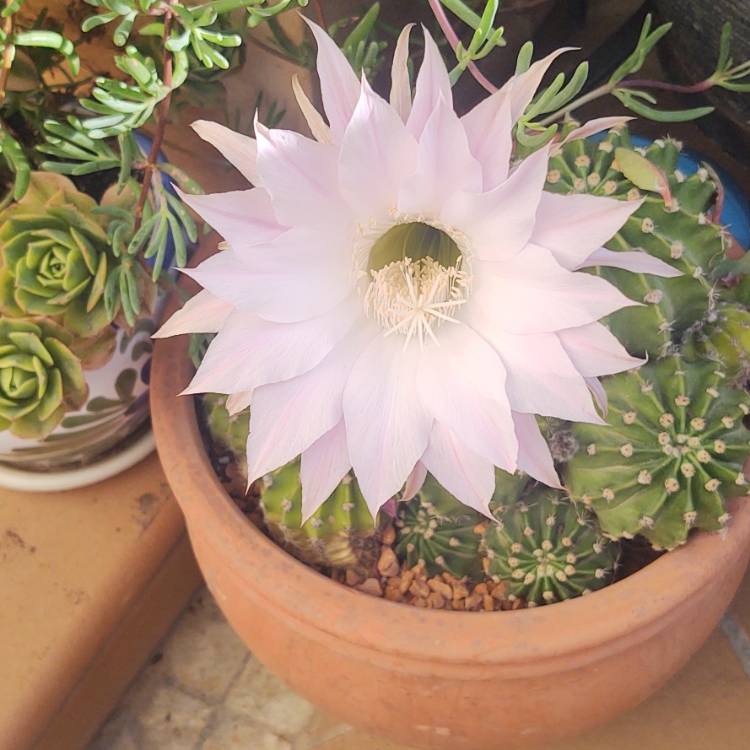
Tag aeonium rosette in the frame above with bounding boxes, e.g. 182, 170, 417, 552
0, 317, 87, 438
156, 22, 681, 520
0, 172, 114, 338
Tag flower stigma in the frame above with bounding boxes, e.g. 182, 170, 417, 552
361, 221, 470, 348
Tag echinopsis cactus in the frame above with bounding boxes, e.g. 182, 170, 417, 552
483, 487, 621, 606
684, 304, 750, 384
566, 355, 750, 550
201, 391, 250, 477
546, 127, 727, 358
394, 474, 485, 580
260, 461, 382, 571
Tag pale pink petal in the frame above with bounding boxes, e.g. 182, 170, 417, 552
300, 421, 351, 521
339, 78, 417, 223
183, 297, 361, 395
579, 247, 682, 277
154, 289, 232, 338
418, 323, 518, 472
444, 145, 551, 260
179, 250, 255, 309
559, 116, 633, 146
343, 335, 433, 516
402, 461, 427, 502
226, 390, 252, 415
303, 17, 360, 140
390, 24, 414, 122
245, 328, 369, 486
398, 96, 482, 217
406, 26, 452, 138
531, 192, 643, 270
292, 74, 332, 144
458, 317, 604, 423
255, 120, 344, 226
558, 322, 643, 377
586, 377, 608, 416
467, 244, 640, 334
229, 225, 355, 322
512, 412, 562, 488
192, 120, 261, 186
507, 48, 575, 122
176, 187, 283, 250
422, 421, 495, 516
460, 86, 513, 190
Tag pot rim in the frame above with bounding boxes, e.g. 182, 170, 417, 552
151, 329, 750, 667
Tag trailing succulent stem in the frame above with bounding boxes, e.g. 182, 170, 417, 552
483, 485, 620, 606
566, 355, 750, 550
546, 127, 727, 358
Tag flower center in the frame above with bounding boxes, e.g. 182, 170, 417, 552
363, 222, 469, 346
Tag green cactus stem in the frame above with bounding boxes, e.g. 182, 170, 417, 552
483, 486, 620, 606
260, 460, 381, 571
566, 355, 750, 550
394, 473, 486, 580
684, 304, 750, 383
546, 128, 727, 358
201, 391, 250, 476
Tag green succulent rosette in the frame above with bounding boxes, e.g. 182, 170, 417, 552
0, 317, 87, 438
0, 172, 113, 337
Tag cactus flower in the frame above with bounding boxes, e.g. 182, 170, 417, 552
0, 317, 87, 438
157, 22, 681, 519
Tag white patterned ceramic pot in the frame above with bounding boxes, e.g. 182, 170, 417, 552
0, 315, 156, 476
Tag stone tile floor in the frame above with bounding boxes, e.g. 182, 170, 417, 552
87, 587, 395, 750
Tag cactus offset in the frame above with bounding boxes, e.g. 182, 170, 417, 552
684, 304, 750, 383
201, 392, 250, 470
566, 355, 750, 550
394, 474, 486, 580
483, 486, 620, 606
260, 461, 381, 571
546, 128, 726, 358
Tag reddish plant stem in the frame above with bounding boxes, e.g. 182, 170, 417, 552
619, 77, 715, 95
133, 1, 175, 232
312, 0, 327, 28
0, 9, 15, 105
427, 0, 498, 94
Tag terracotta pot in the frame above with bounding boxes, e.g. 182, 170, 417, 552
151, 332, 750, 750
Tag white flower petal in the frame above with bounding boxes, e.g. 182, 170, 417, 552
531, 192, 643, 270
444, 145, 550, 260
303, 17, 360, 140
226, 390, 252, 415
246, 329, 368, 486
176, 187, 283, 250
422, 421, 495, 517
461, 86, 513, 190
406, 26, 452, 139
512, 412, 562, 489
459, 315, 605, 423
558, 322, 643, 377
300, 420, 351, 522
559, 116, 633, 146
390, 24, 414, 122
255, 120, 343, 226
419, 323, 518, 472
402, 460, 427, 502
586, 376, 608, 416
192, 120, 261, 186
469, 244, 639, 334
184, 297, 361, 395
398, 96, 482, 217
154, 289, 232, 338
292, 73, 332, 144
579, 247, 682, 277
343, 335, 433, 516
340, 78, 417, 223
